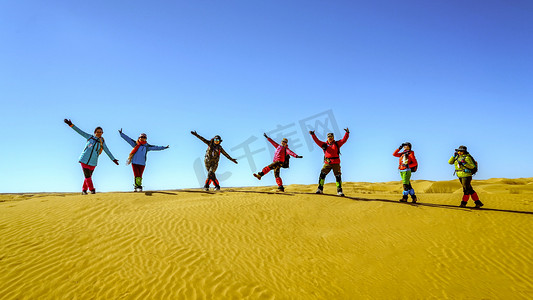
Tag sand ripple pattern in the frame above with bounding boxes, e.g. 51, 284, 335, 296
1, 181, 532, 299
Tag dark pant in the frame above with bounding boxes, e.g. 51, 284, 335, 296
459, 177, 475, 195
318, 164, 343, 190
204, 159, 221, 188
259, 161, 284, 187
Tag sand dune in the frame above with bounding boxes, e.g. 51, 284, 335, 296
1, 178, 532, 299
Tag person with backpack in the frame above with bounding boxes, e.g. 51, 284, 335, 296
191, 131, 238, 191
309, 128, 350, 196
449, 145, 483, 208
119, 129, 169, 192
393, 142, 418, 203
253, 133, 302, 192
64, 119, 119, 195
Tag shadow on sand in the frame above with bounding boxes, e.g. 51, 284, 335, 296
143, 189, 533, 216
292, 192, 533, 216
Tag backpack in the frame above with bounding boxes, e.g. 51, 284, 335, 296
468, 154, 478, 175
282, 148, 290, 168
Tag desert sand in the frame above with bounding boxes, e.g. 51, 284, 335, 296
1, 178, 532, 299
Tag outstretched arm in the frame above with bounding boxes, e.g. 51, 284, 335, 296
191, 131, 210, 145
286, 148, 302, 158
102, 141, 118, 164
265, 136, 279, 148
119, 130, 137, 148
66, 119, 92, 140
220, 147, 238, 164
337, 129, 350, 147
309, 131, 326, 148
148, 145, 169, 151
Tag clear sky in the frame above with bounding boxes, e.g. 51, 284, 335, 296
1, 0, 532, 193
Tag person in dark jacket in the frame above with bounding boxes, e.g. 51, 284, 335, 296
253, 134, 302, 192
119, 129, 169, 192
393, 142, 418, 203
64, 119, 118, 194
309, 128, 350, 196
192, 131, 237, 191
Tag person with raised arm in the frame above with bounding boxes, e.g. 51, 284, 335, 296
119, 129, 169, 192
309, 128, 350, 196
64, 119, 118, 195
191, 131, 237, 191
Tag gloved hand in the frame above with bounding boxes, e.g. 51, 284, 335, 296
165, 145, 170, 149
191, 131, 197, 135
118, 128, 122, 134
263, 133, 268, 138
232, 159, 238, 164
64, 119, 73, 126
454, 152, 458, 157
399, 143, 405, 150
296, 155, 303, 158
344, 128, 350, 133
309, 130, 315, 135
113, 159, 119, 165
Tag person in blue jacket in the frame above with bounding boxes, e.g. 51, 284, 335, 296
64, 119, 119, 194
119, 129, 169, 192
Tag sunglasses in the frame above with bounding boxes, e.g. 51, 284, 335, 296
214, 139, 221, 142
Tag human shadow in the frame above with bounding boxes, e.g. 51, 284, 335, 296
178, 189, 294, 197
140, 189, 533, 215
144, 191, 178, 196
292, 192, 533, 215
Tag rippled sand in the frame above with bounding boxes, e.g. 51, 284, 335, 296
1, 178, 532, 299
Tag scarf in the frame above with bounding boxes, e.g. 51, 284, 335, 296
127, 139, 147, 165
91, 136, 104, 155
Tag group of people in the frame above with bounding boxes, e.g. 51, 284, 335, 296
392, 143, 483, 208
65, 119, 483, 208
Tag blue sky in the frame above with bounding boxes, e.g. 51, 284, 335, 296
1, 0, 532, 193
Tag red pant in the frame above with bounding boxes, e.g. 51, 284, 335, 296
81, 163, 96, 191
132, 164, 146, 177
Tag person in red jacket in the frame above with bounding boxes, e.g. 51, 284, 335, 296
393, 142, 418, 203
253, 133, 302, 192
309, 128, 350, 196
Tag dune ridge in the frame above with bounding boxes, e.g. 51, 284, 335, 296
1, 178, 532, 299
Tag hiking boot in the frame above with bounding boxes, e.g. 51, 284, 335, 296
253, 173, 262, 180
82, 190, 88, 195
214, 186, 221, 191
316, 187, 324, 194
474, 200, 484, 208
203, 187, 210, 192
411, 195, 418, 204
278, 185, 285, 192
459, 201, 468, 208
399, 195, 408, 202
337, 189, 345, 197
90, 190, 96, 194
